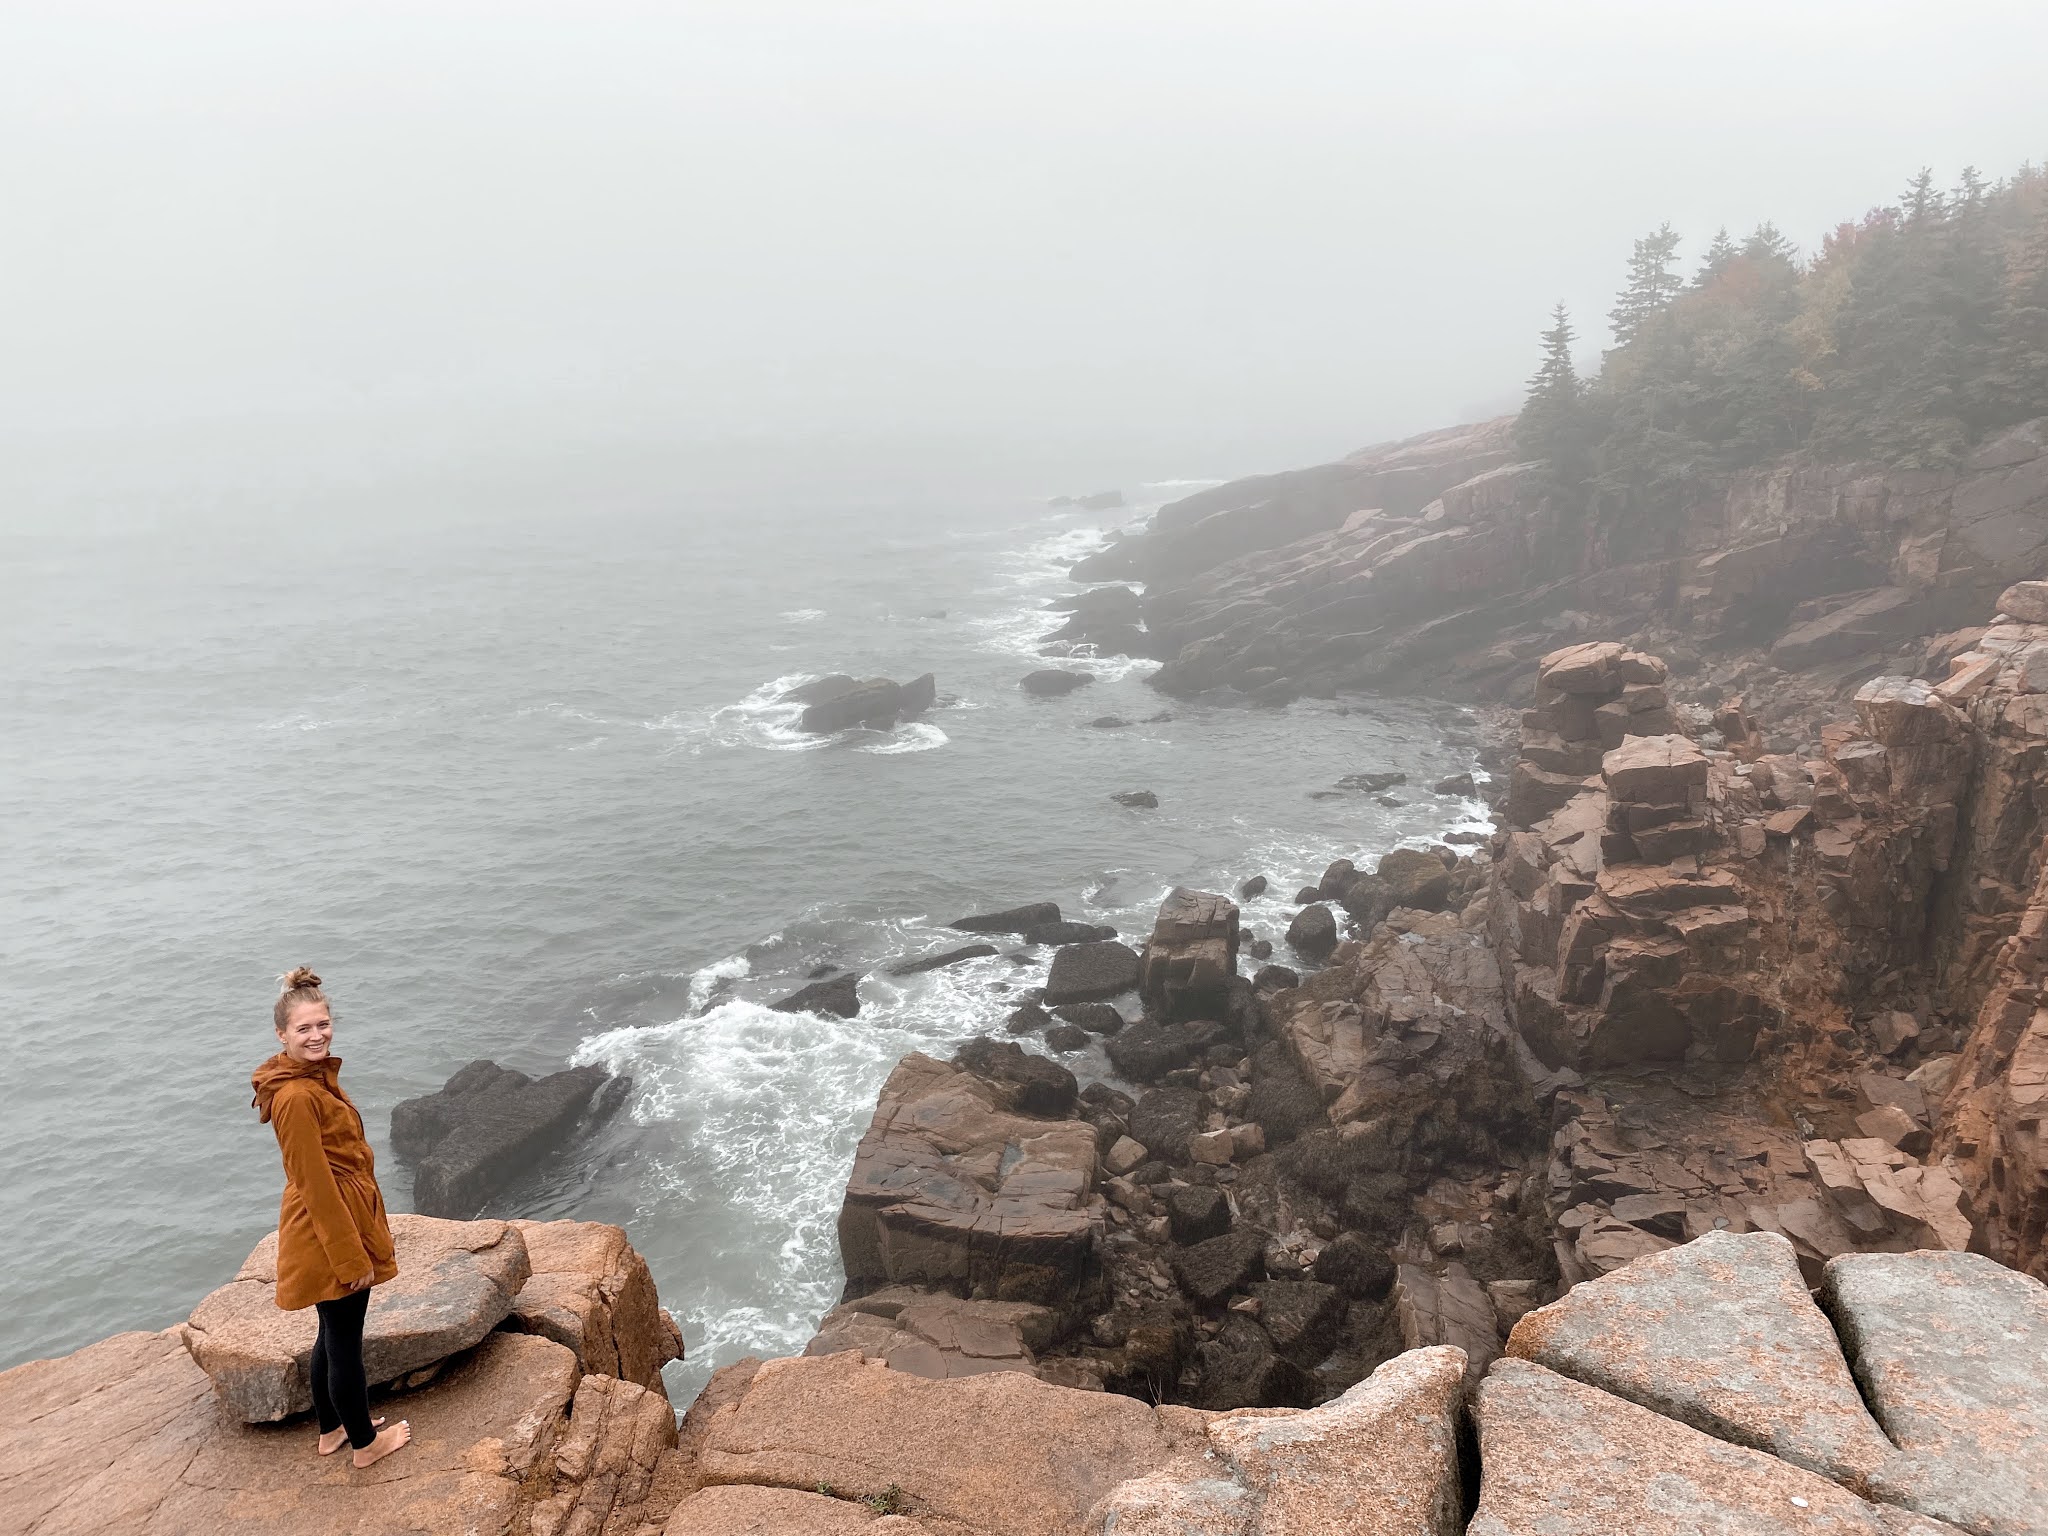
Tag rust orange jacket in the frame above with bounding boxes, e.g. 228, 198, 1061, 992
250, 1053, 398, 1310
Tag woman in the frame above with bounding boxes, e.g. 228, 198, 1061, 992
250, 967, 411, 1469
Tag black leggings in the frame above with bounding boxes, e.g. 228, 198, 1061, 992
310, 1287, 377, 1449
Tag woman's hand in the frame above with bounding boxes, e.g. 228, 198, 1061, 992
342, 1270, 374, 1292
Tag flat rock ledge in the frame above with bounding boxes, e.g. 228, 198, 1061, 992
10, 1225, 2045, 1536
0, 1217, 686, 1536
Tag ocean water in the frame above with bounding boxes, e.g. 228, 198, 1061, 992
0, 467, 1488, 1401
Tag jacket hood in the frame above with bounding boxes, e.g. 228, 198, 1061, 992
251, 1052, 342, 1123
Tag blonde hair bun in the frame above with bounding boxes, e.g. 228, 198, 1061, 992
278, 966, 323, 993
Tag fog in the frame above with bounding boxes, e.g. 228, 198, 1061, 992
5, 1, 2047, 502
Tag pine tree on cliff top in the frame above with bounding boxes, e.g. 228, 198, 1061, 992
1517, 303, 1589, 484
1695, 227, 1738, 285
1609, 223, 1684, 345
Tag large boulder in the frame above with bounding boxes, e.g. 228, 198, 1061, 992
1044, 940, 1142, 1005
1285, 902, 1338, 961
183, 1215, 533, 1422
1137, 887, 1241, 1019
1130, 1086, 1205, 1162
503, 1219, 684, 1394
799, 677, 905, 733
1021, 921, 1118, 947
391, 1060, 622, 1219
951, 902, 1061, 934
953, 1037, 1080, 1119
836, 1054, 1100, 1298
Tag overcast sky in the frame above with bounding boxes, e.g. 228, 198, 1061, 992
4, 1, 2047, 492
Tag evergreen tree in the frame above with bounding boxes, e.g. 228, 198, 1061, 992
1741, 222, 1798, 267
1695, 228, 1738, 285
1517, 303, 1588, 483
1609, 224, 1685, 345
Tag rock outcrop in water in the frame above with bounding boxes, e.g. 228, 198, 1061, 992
391, 1060, 628, 1220
786, 673, 938, 733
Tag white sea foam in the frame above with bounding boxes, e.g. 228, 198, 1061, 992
570, 949, 1016, 1383
686, 950, 753, 1013
780, 608, 826, 623
857, 721, 948, 755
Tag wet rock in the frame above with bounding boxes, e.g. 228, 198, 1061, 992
1248, 938, 1273, 960
1252, 962, 1300, 992
1044, 940, 1142, 1005
1044, 1022, 1090, 1053
1292, 885, 1321, 904
391, 1060, 619, 1219
1089, 714, 1129, 729
1822, 1250, 2048, 1536
1021, 920, 1118, 946
1054, 1001, 1125, 1035
1237, 875, 1268, 899
1110, 789, 1159, 808
767, 971, 861, 1019
1004, 1001, 1051, 1035
1166, 1185, 1232, 1246
185, 1215, 533, 1421
1316, 859, 1359, 900
886, 943, 999, 976
1021, 669, 1095, 696
1285, 902, 1338, 961
952, 1037, 1080, 1119
1244, 1041, 1326, 1146
1434, 772, 1478, 795
1137, 888, 1242, 1021
1337, 771, 1408, 792
795, 677, 907, 733
951, 902, 1061, 934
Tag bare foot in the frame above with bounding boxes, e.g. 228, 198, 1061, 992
316, 1417, 384, 1457
351, 1420, 411, 1469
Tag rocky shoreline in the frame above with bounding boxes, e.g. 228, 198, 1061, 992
8, 423, 2048, 1533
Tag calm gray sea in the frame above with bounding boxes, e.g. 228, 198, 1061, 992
0, 459, 1487, 1401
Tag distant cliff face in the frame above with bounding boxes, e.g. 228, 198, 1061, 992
1115, 416, 2048, 726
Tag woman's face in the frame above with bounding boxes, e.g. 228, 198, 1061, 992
278, 1000, 334, 1064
